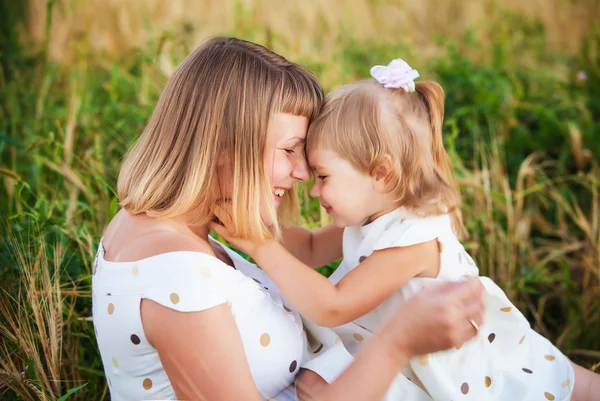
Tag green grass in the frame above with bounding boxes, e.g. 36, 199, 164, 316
1, 1, 599, 399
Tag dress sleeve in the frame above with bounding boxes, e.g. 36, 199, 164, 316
141, 252, 230, 312
373, 215, 449, 251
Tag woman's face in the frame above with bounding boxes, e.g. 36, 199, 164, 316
264, 112, 311, 207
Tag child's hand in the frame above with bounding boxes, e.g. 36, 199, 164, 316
210, 203, 265, 256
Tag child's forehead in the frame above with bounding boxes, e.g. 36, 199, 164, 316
307, 148, 341, 169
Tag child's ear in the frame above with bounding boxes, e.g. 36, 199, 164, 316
373, 155, 393, 191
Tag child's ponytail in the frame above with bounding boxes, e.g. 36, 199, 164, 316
415, 81, 464, 237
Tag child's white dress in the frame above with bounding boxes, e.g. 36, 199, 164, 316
328, 207, 575, 401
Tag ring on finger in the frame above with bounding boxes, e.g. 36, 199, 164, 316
468, 318, 479, 332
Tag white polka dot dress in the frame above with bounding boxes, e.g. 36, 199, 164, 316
328, 207, 575, 401
92, 237, 353, 400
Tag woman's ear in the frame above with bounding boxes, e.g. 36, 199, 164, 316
373, 154, 394, 192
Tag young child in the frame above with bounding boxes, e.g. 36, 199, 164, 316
212, 59, 597, 400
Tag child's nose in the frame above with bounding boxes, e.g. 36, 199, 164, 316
309, 182, 320, 198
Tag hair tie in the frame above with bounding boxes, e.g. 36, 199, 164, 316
370, 58, 419, 92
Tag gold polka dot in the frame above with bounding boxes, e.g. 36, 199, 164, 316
488, 333, 496, 343
500, 307, 512, 312
437, 239, 443, 253
461, 382, 469, 394
111, 357, 118, 368
131, 264, 139, 276
107, 303, 115, 315
335, 337, 342, 344
418, 355, 429, 366
353, 333, 364, 342
462, 274, 472, 281
519, 335, 526, 344
142, 378, 153, 390
170, 293, 180, 304
201, 266, 212, 279
544, 355, 555, 361
545, 392, 555, 400
260, 333, 271, 347
561, 379, 570, 388
283, 305, 292, 312
485, 376, 492, 388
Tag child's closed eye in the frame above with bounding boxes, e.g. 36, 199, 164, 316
284, 148, 296, 155
317, 175, 328, 180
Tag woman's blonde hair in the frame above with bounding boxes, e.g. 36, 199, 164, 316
307, 79, 463, 236
118, 37, 323, 241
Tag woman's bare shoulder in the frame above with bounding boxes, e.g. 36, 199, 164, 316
102, 210, 213, 262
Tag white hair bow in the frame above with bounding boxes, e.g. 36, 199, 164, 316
370, 59, 420, 92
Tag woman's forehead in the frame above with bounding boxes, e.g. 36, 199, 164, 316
268, 112, 309, 142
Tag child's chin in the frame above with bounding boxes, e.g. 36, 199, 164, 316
331, 218, 349, 228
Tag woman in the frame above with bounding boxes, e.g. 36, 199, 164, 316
92, 36, 485, 400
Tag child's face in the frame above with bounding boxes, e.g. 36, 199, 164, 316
308, 148, 392, 227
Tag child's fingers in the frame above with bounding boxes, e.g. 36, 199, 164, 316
211, 203, 234, 227
210, 221, 228, 238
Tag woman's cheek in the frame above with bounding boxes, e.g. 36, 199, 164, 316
271, 154, 291, 183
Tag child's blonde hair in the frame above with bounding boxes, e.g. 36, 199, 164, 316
118, 37, 323, 242
307, 79, 463, 236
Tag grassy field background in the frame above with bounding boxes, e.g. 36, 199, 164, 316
1, 0, 599, 399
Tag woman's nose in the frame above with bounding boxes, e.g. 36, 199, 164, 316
292, 157, 311, 183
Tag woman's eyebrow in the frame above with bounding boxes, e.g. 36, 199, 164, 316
280, 137, 305, 145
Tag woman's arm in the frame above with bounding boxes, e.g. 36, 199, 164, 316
311, 280, 485, 401
281, 224, 344, 268
142, 300, 263, 400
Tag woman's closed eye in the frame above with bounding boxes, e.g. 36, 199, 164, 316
284, 148, 296, 155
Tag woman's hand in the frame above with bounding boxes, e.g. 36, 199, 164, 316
382, 279, 486, 359
210, 203, 270, 256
